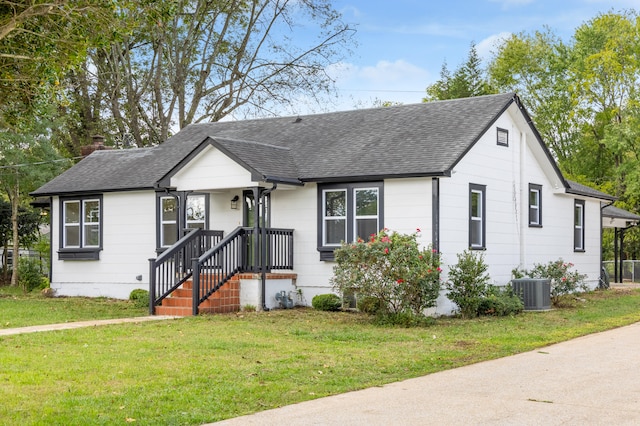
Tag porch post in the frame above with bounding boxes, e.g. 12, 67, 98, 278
620, 228, 626, 284
260, 184, 277, 311
148, 258, 156, 315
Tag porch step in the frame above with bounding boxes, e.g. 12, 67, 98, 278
155, 276, 241, 316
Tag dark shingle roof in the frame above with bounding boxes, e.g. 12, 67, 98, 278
33, 93, 523, 196
602, 205, 640, 221
566, 180, 616, 201
210, 137, 301, 184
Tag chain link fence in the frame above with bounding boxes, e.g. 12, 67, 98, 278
603, 260, 640, 283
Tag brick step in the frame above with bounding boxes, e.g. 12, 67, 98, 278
156, 276, 241, 316
155, 305, 193, 316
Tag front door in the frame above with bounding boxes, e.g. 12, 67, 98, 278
243, 189, 270, 271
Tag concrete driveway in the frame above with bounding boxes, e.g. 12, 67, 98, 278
211, 321, 640, 425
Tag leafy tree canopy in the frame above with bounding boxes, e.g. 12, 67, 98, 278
424, 43, 496, 102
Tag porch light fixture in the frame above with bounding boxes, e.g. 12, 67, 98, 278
231, 195, 239, 210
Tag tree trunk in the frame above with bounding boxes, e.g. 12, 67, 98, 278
10, 180, 19, 286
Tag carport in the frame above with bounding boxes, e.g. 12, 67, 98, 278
602, 205, 640, 284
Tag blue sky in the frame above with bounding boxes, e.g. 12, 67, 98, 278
313, 0, 637, 112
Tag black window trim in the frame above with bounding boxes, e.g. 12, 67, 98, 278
497, 127, 509, 147
58, 194, 103, 260
574, 199, 585, 252
317, 182, 384, 261
528, 183, 543, 227
155, 191, 210, 252
469, 183, 486, 250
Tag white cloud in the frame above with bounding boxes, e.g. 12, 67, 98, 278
325, 59, 431, 109
476, 32, 512, 61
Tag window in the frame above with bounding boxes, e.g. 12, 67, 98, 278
318, 183, 383, 260
323, 189, 347, 246
158, 193, 209, 248
186, 194, 206, 230
529, 184, 542, 227
469, 184, 486, 249
160, 196, 179, 247
574, 200, 585, 252
497, 127, 509, 146
59, 195, 102, 260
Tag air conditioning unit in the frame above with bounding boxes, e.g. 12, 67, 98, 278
511, 278, 551, 311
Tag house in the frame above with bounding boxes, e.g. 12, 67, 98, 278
31, 93, 622, 315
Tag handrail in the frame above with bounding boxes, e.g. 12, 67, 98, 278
191, 226, 246, 315
191, 227, 294, 315
151, 226, 294, 315
148, 228, 223, 314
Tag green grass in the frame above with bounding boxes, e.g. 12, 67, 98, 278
1, 288, 640, 424
0, 285, 148, 328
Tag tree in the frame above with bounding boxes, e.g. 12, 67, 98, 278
0, 109, 69, 286
424, 43, 495, 102
0, 199, 42, 283
63, 0, 356, 151
0, 1, 119, 125
488, 10, 640, 259
488, 29, 578, 166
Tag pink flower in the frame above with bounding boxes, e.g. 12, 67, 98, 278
380, 236, 390, 243
436, 267, 442, 272
419, 255, 423, 260
384, 247, 389, 254
428, 269, 432, 273
397, 279, 404, 284
432, 249, 438, 253
416, 227, 421, 233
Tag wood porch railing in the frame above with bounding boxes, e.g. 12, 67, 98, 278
148, 229, 223, 312
149, 226, 294, 315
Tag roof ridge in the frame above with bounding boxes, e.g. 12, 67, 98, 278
210, 136, 291, 151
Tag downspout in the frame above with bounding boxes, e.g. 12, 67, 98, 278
432, 178, 440, 252
260, 183, 277, 311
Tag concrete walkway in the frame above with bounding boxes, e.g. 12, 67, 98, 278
0, 315, 176, 336
211, 322, 640, 426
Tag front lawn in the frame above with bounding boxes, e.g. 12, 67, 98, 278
0, 288, 639, 424
0, 285, 147, 328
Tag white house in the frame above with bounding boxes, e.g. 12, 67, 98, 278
31, 93, 620, 315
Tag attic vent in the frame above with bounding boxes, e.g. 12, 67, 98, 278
511, 278, 551, 311
497, 127, 509, 146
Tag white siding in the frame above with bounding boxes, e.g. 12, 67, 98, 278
269, 178, 436, 302
51, 191, 156, 299
438, 105, 602, 294
170, 145, 254, 191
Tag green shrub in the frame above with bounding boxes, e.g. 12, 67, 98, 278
312, 293, 342, 311
446, 250, 490, 318
331, 229, 441, 317
129, 289, 150, 308
518, 259, 587, 306
357, 296, 383, 315
477, 285, 523, 316
17, 257, 46, 292
373, 311, 436, 327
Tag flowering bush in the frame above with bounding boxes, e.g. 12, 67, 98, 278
525, 259, 587, 305
331, 229, 441, 316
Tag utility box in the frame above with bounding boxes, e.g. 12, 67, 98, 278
511, 278, 551, 311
